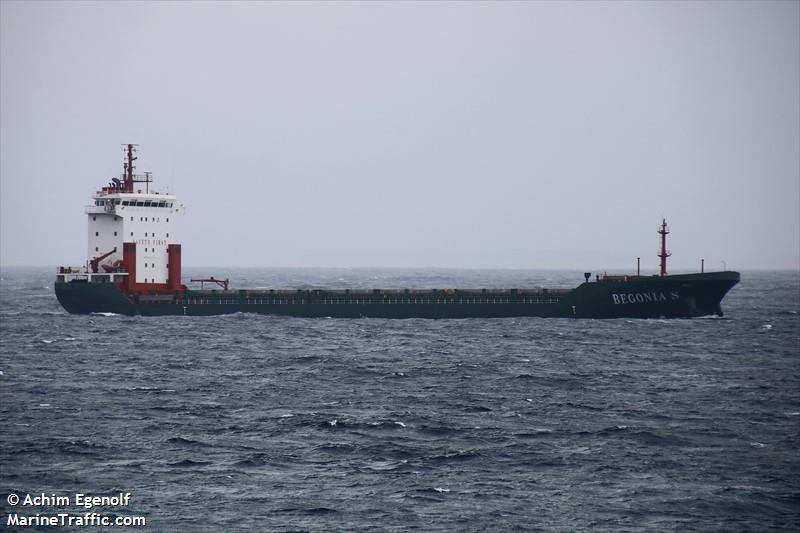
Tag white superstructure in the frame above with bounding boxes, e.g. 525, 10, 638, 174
59, 144, 184, 286
87, 191, 182, 283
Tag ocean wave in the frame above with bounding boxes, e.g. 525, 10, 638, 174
166, 437, 214, 448
167, 459, 212, 467
2, 268, 797, 532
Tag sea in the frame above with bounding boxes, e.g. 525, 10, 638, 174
1, 267, 798, 532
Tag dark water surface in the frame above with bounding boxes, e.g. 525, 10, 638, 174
1, 267, 798, 531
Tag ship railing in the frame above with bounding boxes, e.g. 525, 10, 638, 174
212, 287, 574, 297
56, 268, 129, 284
177, 294, 566, 306
598, 274, 641, 282
57, 266, 86, 274
85, 205, 111, 215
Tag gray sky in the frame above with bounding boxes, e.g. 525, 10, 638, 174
2, 1, 798, 271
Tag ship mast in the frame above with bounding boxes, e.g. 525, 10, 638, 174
658, 219, 671, 276
123, 143, 137, 192
119, 143, 153, 193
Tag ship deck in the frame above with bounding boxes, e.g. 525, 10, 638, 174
148, 287, 574, 306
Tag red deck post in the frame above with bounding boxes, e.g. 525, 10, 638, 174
167, 244, 182, 291
123, 242, 137, 292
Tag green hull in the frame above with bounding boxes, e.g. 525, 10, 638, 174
55, 272, 740, 319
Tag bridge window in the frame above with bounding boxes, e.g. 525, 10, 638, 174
144, 201, 152, 207
136, 201, 144, 207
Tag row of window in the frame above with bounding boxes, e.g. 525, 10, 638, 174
94, 230, 169, 238
92, 248, 167, 258
95, 199, 174, 208
91, 215, 170, 223
129, 216, 169, 223
129, 232, 169, 237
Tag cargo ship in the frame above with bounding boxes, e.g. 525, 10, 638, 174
55, 145, 739, 318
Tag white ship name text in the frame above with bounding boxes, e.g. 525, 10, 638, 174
612, 291, 679, 305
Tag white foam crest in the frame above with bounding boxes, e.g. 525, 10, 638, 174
433, 487, 450, 493
91, 312, 119, 317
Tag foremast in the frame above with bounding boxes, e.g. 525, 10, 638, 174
658, 219, 671, 276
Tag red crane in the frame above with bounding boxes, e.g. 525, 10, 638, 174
190, 277, 229, 290
90, 247, 117, 273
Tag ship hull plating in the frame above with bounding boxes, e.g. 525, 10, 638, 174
55, 272, 740, 319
